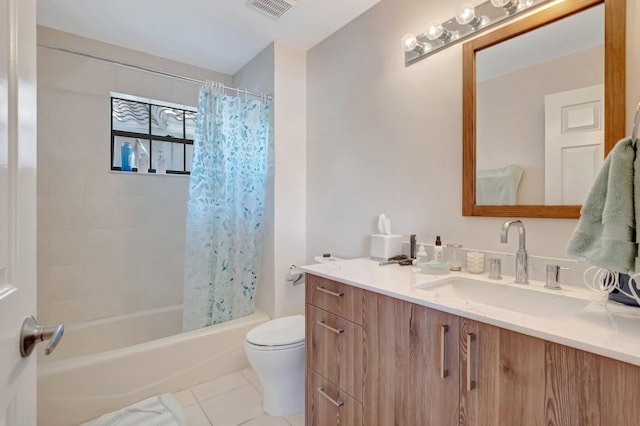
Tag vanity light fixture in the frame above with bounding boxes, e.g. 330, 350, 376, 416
403, 0, 553, 66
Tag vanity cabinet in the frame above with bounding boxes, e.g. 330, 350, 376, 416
305, 275, 363, 426
305, 274, 640, 425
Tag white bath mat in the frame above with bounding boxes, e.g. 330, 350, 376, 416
80, 393, 185, 426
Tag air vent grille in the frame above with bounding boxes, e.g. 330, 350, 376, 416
247, 0, 298, 19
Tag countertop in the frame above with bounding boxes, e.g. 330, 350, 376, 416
301, 257, 640, 367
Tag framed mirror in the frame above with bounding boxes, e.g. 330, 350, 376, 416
462, 0, 626, 218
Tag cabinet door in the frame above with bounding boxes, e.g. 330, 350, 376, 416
306, 304, 363, 401
306, 368, 363, 426
362, 291, 411, 426
306, 274, 363, 324
460, 318, 545, 426
409, 303, 460, 426
545, 342, 640, 426
363, 291, 459, 426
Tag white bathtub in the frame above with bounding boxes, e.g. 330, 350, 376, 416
37, 305, 269, 426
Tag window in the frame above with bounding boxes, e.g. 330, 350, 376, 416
111, 92, 196, 174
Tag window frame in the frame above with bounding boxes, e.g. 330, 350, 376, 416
110, 92, 196, 175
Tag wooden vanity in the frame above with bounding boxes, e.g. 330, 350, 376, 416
305, 273, 640, 426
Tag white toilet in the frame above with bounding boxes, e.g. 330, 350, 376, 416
244, 314, 306, 416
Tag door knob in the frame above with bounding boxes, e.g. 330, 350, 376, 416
20, 316, 64, 357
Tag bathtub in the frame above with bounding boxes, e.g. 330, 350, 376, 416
37, 305, 269, 426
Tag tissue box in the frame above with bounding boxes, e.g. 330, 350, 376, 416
370, 234, 403, 261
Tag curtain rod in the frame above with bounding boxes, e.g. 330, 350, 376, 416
38, 44, 273, 101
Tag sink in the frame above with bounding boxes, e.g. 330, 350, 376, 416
415, 277, 590, 319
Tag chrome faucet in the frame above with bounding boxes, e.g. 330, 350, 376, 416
500, 220, 528, 284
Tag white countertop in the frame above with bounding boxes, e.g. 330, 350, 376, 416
301, 257, 640, 367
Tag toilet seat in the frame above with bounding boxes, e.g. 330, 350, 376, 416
245, 315, 305, 348
245, 339, 305, 352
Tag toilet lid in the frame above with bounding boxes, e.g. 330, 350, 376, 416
246, 315, 305, 346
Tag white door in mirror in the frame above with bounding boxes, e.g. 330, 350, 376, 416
545, 84, 604, 205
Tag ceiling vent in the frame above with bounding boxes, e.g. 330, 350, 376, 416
247, 0, 298, 19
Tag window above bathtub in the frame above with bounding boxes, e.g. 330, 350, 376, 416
110, 92, 196, 175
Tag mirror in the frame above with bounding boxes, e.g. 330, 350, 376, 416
462, 0, 626, 218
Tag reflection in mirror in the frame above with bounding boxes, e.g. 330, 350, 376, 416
476, 5, 604, 206
462, 0, 626, 218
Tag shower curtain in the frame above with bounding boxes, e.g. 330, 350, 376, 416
183, 84, 271, 331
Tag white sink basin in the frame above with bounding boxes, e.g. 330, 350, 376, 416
415, 277, 590, 319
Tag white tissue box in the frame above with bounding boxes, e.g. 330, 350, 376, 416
370, 234, 403, 261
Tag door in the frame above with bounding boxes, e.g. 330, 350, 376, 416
0, 0, 38, 424
544, 84, 604, 205
363, 292, 459, 425
460, 319, 546, 426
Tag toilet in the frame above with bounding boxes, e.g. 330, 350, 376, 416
244, 314, 306, 416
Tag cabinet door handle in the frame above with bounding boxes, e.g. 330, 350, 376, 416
316, 286, 344, 297
317, 386, 344, 407
440, 325, 449, 379
316, 320, 344, 334
466, 333, 476, 392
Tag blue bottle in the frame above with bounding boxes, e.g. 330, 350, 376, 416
121, 142, 132, 171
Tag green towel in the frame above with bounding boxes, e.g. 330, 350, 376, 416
566, 137, 637, 274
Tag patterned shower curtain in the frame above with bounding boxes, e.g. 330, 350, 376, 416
183, 84, 271, 331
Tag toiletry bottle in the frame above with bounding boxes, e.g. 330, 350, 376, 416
434, 236, 444, 263
138, 153, 149, 173
410, 234, 417, 259
416, 244, 429, 268
121, 142, 132, 171
156, 151, 167, 174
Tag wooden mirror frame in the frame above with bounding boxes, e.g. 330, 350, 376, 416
462, 0, 626, 218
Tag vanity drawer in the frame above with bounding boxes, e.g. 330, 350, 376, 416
306, 368, 363, 426
306, 274, 363, 324
307, 305, 363, 402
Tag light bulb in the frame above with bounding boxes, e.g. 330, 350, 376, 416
456, 3, 490, 27
401, 33, 431, 54
490, 0, 519, 14
456, 3, 476, 25
401, 34, 418, 52
426, 21, 444, 41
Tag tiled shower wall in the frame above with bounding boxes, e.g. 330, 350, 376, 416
37, 26, 232, 325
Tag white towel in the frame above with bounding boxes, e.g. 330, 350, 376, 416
476, 164, 524, 205
80, 393, 185, 426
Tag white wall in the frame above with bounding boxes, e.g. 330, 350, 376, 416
272, 43, 307, 317
306, 0, 639, 262
37, 27, 232, 325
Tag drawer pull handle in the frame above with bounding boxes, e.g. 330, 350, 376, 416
316, 320, 344, 334
440, 325, 449, 379
467, 333, 476, 392
316, 286, 344, 297
317, 386, 344, 407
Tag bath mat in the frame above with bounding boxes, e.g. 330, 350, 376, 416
80, 393, 185, 426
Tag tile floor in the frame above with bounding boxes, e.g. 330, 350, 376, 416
173, 367, 304, 426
